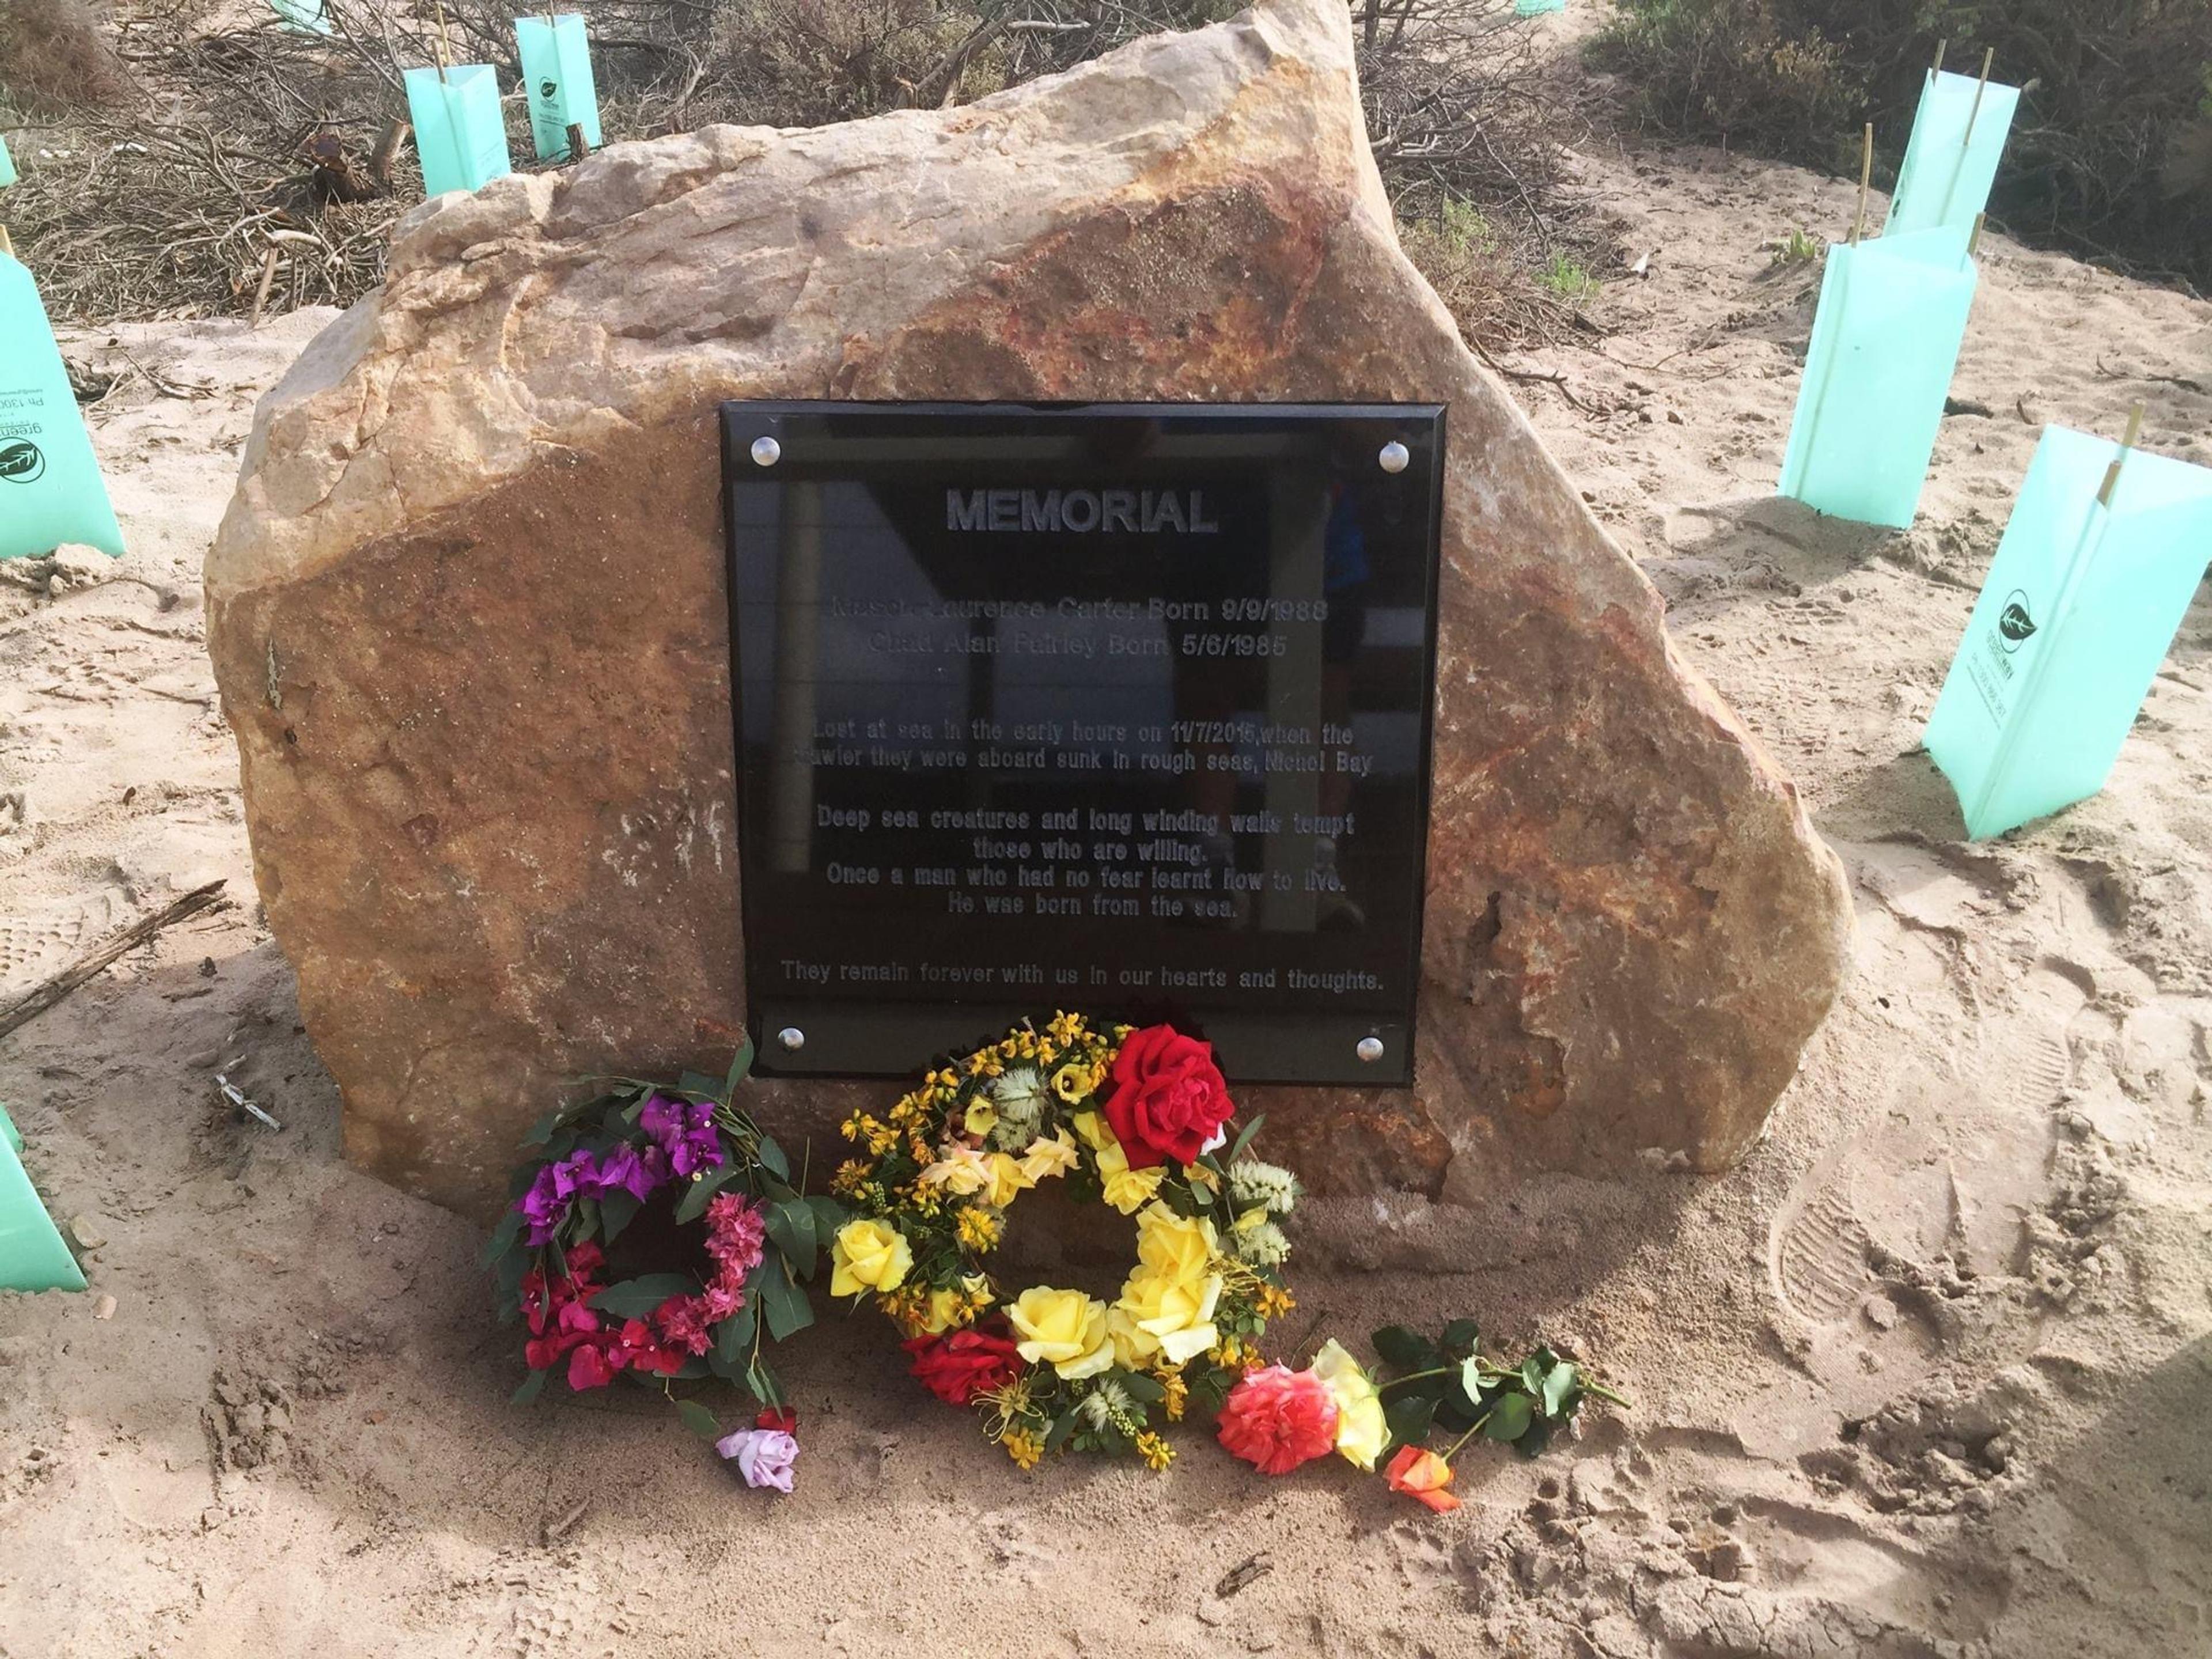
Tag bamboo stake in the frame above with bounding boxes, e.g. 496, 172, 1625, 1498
248, 246, 281, 328
2097, 402, 2145, 509
1931, 37, 1948, 79
1851, 123, 1873, 244
0, 224, 13, 260
1967, 211, 1986, 259
434, 0, 452, 79
1964, 47, 1994, 141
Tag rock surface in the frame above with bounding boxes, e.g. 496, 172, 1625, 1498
207, 0, 1851, 1217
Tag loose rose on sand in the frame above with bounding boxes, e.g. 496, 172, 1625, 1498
1217, 1364, 1340, 1475
1310, 1339, 1389, 1472
1385, 1445, 1460, 1513
1101, 1025, 1235, 1168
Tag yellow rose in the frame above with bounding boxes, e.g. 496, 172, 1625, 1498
1071, 1111, 1113, 1153
830, 1218, 913, 1298
983, 1152, 1033, 1210
1018, 1127, 1080, 1183
1107, 1305, 1158, 1368
1006, 1286, 1115, 1379
1134, 1201, 1218, 1282
1310, 1338, 1388, 1471
1098, 1140, 1166, 1214
918, 1287, 968, 1334
1115, 1264, 1222, 1366
919, 1144, 992, 1195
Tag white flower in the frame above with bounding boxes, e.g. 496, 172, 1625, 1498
1226, 1158, 1301, 1215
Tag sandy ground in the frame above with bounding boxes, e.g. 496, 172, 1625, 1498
5, 44, 2212, 1659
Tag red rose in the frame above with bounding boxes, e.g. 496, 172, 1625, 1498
1102, 1025, 1233, 1168
1217, 1364, 1339, 1476
903, 1324, 1024, 1406
756, 1406, 798, 1433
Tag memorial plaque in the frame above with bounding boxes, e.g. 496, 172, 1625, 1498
724, 402, 1445, 1085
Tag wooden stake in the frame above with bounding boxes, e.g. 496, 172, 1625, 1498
2097, 402, 2145, 509
566, 122, 590, 162
1931, 37, 1948, 78
1851, 123, 1873, 244
248, 247, 281, 328
0, 225, 13, 260
434, 0, 451, 79
1967, 211, 1986, 259
1965, 47, 1994, 141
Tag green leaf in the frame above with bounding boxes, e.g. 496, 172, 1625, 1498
1372, 1325, 1442, 1373
1385, 1392, 1437, 1449
521, 1108, 568, 1147
806, 1195, 847, 1237
598, 1188, 643, 1244
512, 1368, 548, 1406
673, 1161, 741, 1225
493, 1244, 531, 1321
1115, 1369, 1166, 1405
676, 1399, 723, 1442
745, 1356, 783, 1408
1540, 1359, 1581, 1420
1484, 1392, 1535, 1443
678, 1070, 722, 1099
1522, 1355, 1546, 1396
765, 1199, 817, 1272
1225, 1112, 1267, 1169
756, 1134, 791, 1182
756, 1262, 815, 1341
480, 1208, 524, 1268
589, 1273, 695, 1317
715, 1301, 759, 1366
725, 1037, 757, 1099
1044, 1407, 1082, 1455
1459, 1355, 1487, 1403
1440, 1318, 1481, 1357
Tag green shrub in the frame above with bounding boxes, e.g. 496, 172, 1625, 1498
1595, 0, 2212, 287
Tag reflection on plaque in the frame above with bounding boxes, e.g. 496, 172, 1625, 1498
724, 403, 1445, 1085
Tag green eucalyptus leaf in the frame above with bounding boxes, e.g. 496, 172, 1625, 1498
806, 1194, 848, 1237
1484, 1392, 1535, 1443
756, 1134, 792, 1183
766, 1199, 818, 1275
716, 1301, 759, 1366
757, 1263, 815, 1340
677, 1070, 722, 1099
480, 1208, 524, 1267
1225, 1112, 1267, 1169
493, 1244, 531, 1321
746, 1356, 783, 1408
598, 1188, 643, 1244
589, 1273, 695, 1317
676, 1398, 722, 1442
521, 1108, 567, 1147
512, 1368, 548, 1406
674, 1161, 741, 1225
1372, 1325, 1441, 1373
1044, 1408, 1082, 1455
725, 1038, 757, 1099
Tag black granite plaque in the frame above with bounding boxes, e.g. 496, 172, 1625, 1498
724, 402, 1444, 1084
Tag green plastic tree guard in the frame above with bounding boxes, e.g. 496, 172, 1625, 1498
1, 1105, 87, 1294
0, 132, 17, 188
516, 14, 604, 162
0, 245, 127, 559
404, 63, 513, 199
1888, 67, 2020, 240
1514, 0, 1566, 13
1926, 425, 2212, 839
1777, 224, 1976, 529
268, 0, 331, 35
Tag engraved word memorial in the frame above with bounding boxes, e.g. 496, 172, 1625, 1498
726, 403, 1445, 1084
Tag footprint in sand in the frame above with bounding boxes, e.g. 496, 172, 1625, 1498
0, 888, 131, 1001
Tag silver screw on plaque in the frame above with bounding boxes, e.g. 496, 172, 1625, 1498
1377, 441, 1410, 475
1355, 1035, 1385, 1063
777, 1026, 805, 1052
750, 435, 782, 467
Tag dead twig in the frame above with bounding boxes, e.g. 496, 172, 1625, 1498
0, 881, 229, 1040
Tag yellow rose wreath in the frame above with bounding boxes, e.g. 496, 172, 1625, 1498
827, 1013, 1302, 1471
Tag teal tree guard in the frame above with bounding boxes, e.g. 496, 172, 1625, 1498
516, 14, 604, 162
269, 0, 332, 35
1514, 0, 1567, 14
0, 243, 127, 559
404, 63, 513, 198
1888, 59, 2019, 239
0, 132, 16, 188
1777, 223, 1977, 529
1926, 422, 2212, 839
1, 1105, 86, 1294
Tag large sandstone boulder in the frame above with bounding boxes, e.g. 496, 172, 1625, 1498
207, 0, 1851, 1218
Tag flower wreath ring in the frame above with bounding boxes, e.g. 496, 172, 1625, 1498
828, 1015, 1313, 1471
